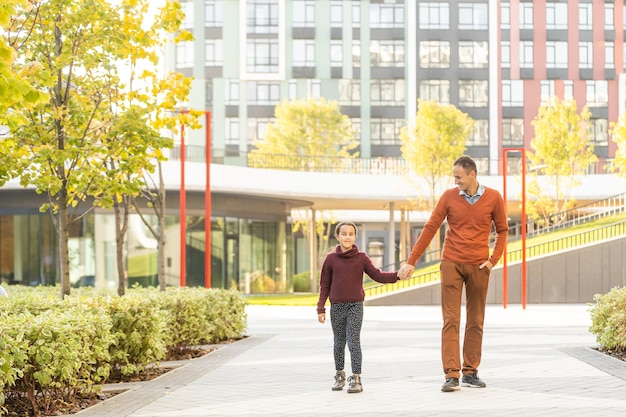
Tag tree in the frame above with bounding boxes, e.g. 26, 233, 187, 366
610, 110, 626, 179
249, 97, 358, 171
527, 98, 597, 225
9, 0, 194, 298
400, 99, 472, 209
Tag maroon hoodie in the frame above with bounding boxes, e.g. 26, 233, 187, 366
316, 244, 398, 314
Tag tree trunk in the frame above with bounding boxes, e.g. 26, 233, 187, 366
114, 199, 129, 296
157, 162, 167, 292
57, 200, 71, 299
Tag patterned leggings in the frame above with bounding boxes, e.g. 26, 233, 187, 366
330, 302, 364, 374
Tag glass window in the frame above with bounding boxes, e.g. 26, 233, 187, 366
370, 2, 404, 29
419, 41, 450, 68
225, 80, 239, 104
370, 40, 405, 68
293, 40, 315, 67
176, 41, 194, 68
370, 79, 405, 106
225, 118, 239, 145
247, 117, 274, 143
502, 118, 524, 146
501, 2, 510, 29
563, 80, 574, 101
293, 0, 315, 28
458, 41, 488, 68
308, 79, 321, 98
205, 39, 223, 66
370, 118, 403, 145
579, 42, 593, 69
605, 42, 615, 69
247, 0, 279, 34
352, 1, 360, 26
501, 41, 511, 68
419, 2, 449, 30
520, 41, 533, 68
419, 80, 450, 104
579, 3, 592, 30
546, 41, 568, 68
288, 80, 298, 100
352, 40, 361, 67
589, 119, 608, 145
247, 81, 281, 105
330, 1, 342, 28
246, 38, 279, 73
351, 118, 361, 141
546, 2, 567, 30
205, 0, 223, 27
338, 79, 361, 105
520, 2, 533, 30
459, 80, 488, 107
181, 1, 194, 29
605, 3, 614, 31
458, 3, 488, 30
540, 80, 555, 102
586, 80, 608, 107
467, 119, 488, 146
330, 40, 343, 67
502, 80, 524, 107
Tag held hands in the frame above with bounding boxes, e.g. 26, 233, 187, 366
398, 264, 415, 280
318, 313, 325, 323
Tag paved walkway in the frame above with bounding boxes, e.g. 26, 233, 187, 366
71, 304, 626, 417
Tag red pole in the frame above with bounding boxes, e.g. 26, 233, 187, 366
204, 112, 212, 288
521, 151, 527, 309
180, 123, 186, 287
502, 150, 508, 308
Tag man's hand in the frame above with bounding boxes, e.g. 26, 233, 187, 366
318, 313, 326, 323
479, 260, 493, 271
398, 264, 415, 280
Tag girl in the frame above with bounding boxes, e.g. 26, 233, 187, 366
316, 221, 400, 393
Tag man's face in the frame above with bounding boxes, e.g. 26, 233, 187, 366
453, 164, 476, 191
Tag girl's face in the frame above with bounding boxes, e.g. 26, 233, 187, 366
336, 224, 356, 252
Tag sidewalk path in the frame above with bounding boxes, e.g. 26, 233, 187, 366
74, 304, 626, 417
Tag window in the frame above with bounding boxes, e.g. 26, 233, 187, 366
225, 118, 240, 145
546, 41, 568, 68
330, 40, 343, 67
288, 80, 298, 100
370, 40, 405, 68
419, 2, 449, 30
589, 119, 608, 146
502, 80, 524, 106
586, 80, 608, 107
330, 1, 342, 28
307, 79, 321, 98
467, 119, 488, 146
246, 39, 279, 73
205, 39, 223, 66
501, 41, 511, 68
247, 81, 280, 105
352, 41, 361, 67
225, 80, 239, 105
247, 0, 279, 34
419, 80, 450, 104
247, 118, 273, 143
370, 79, 405, 106
605, 42, 615, 69
520, 41, 533, 68
370, 118, 403, 145
605, 3, 614, 31
540, 80, 555, 102
370, 2, 404, 29
520, 2, 533, 30
205, 0, 223, 27
502, 119, 524, 146
338, 79, 361, 105
293, 40, 315, 67
176, 41, 194, 69
351, 118, 361, 141
293, 0, 315, 28
181, 1, 194, 29
419, 41, 450, 68
579, 3, 592, 30
458, 41, 488, 68
546, 2, 567, 30
458, 3, 488, 30
501, 2, 510, 29
459, 80, 488, 107
579, 42, 593, 69
563, 80, 574, 101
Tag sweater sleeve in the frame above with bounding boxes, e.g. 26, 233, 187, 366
363, 254, 399, 283
406, 192, 449, 265
488, 190, 509, 264
316, 254, 332, 314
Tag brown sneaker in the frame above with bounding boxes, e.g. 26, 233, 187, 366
332, 370, 346, 391
347, 375, 363, 393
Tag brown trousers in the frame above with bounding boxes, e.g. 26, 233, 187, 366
440, 260, 491, 379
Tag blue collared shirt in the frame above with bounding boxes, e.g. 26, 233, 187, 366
460, 183, 485, 205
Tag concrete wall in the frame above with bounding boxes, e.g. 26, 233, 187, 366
365, 235, 626, 306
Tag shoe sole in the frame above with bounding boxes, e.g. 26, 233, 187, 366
347, 389, 363, 393
441, 386, 460, 392
331, 387, 343, 391
461, 383, 486, 388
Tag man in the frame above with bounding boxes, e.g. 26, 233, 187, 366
399, 155, 508, 392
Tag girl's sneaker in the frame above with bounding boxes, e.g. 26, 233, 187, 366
332, 370, 345, 391
347, 375, 363, 393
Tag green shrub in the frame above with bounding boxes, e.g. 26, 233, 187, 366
589, 286, 626, 351
292, 271, 311, 292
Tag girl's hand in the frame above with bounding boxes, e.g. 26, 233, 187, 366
318, 313, 326, 323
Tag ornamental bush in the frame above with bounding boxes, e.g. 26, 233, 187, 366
589, 286, 626, 352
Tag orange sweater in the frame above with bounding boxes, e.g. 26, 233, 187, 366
407, 186, 508, 266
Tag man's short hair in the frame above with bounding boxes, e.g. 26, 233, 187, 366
453, 155, 477, 174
